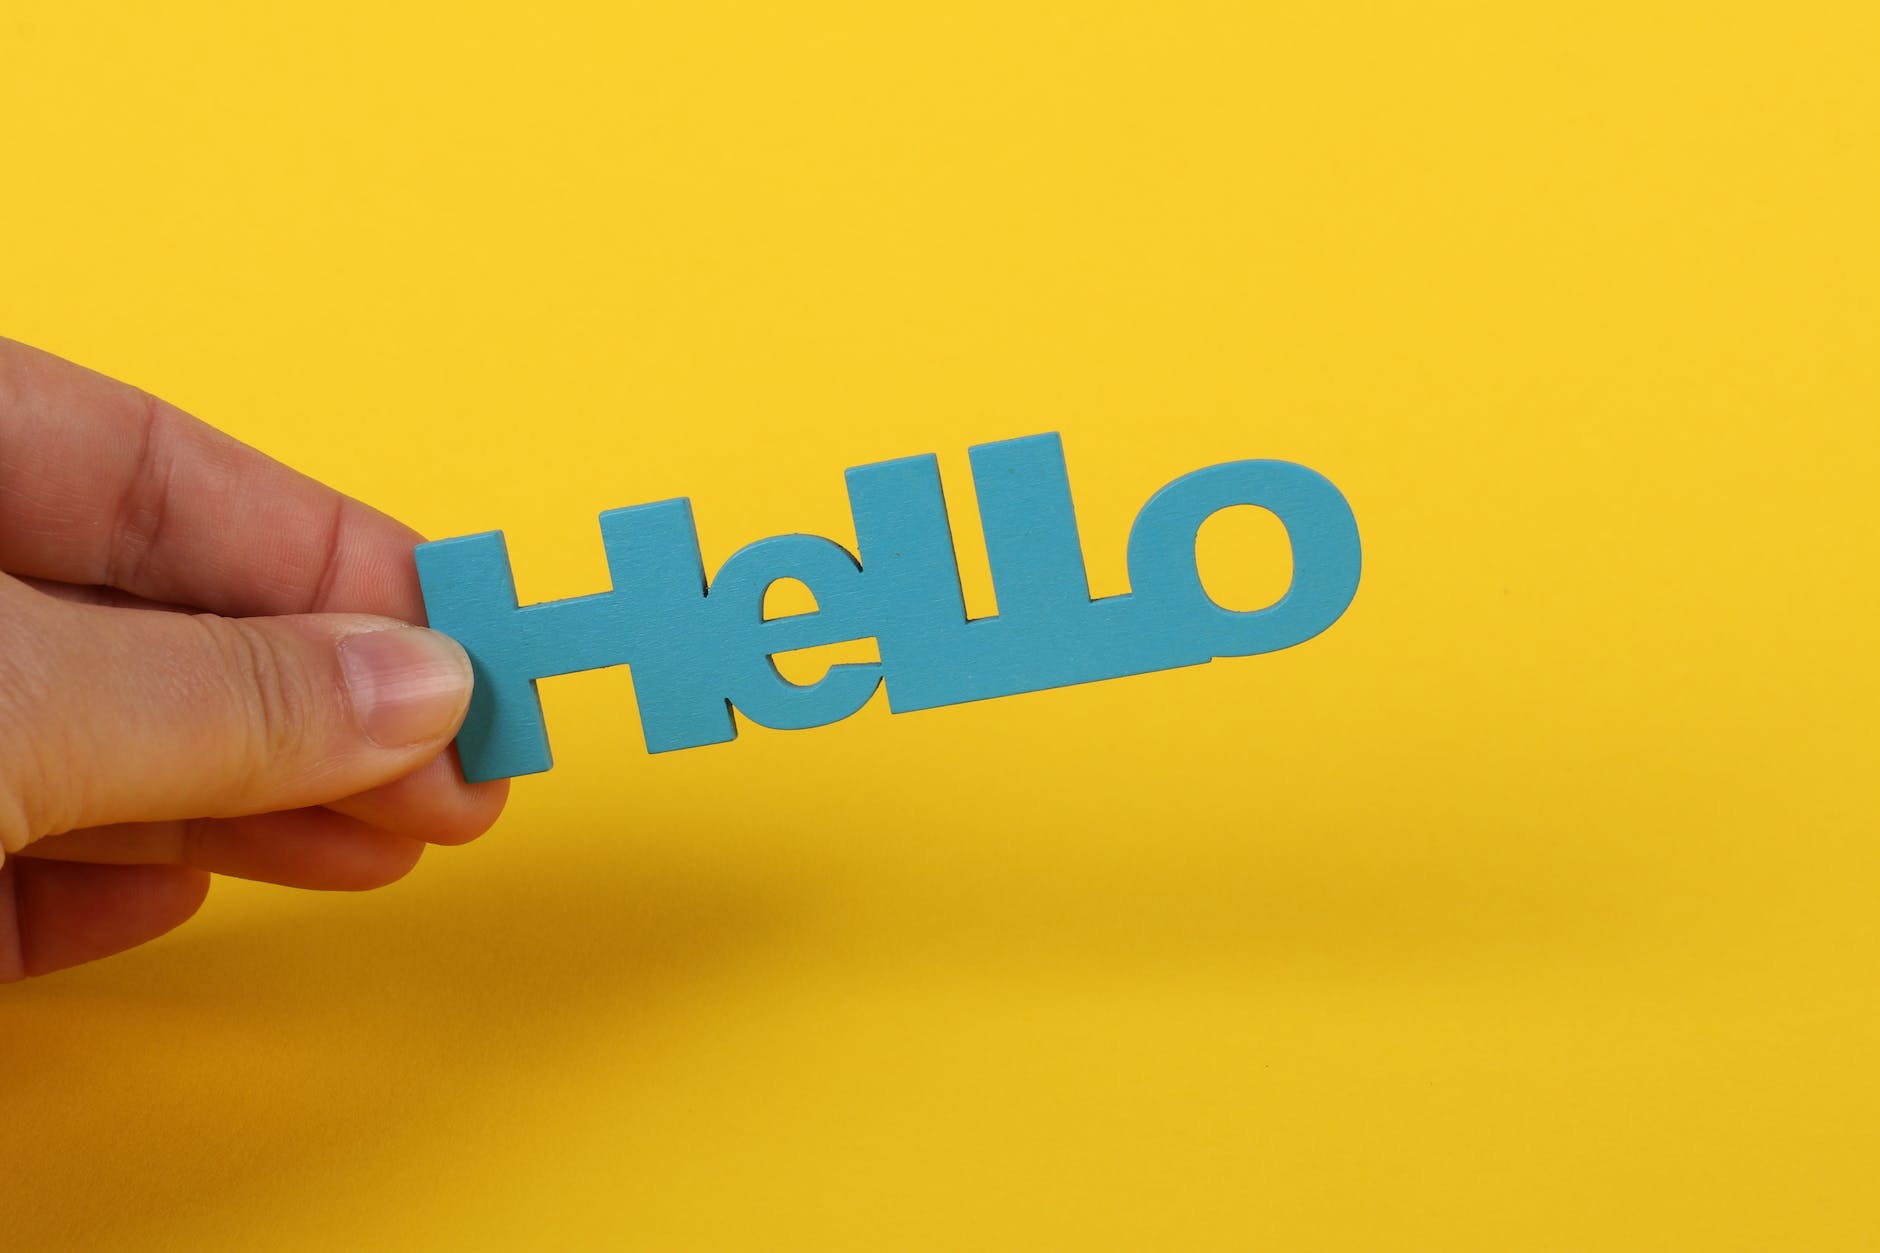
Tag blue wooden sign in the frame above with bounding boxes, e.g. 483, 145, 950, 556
416, 433, 1361, 782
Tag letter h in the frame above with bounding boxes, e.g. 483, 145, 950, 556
414, 500, 733, 783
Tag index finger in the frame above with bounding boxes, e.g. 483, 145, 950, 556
0, 336, 424, 619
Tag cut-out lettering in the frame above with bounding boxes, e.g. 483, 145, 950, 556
416, 433, 1361, 782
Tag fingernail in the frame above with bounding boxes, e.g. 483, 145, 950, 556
339, 627, 473, 749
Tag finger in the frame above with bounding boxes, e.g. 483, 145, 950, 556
3, 580, 512, 851
0, 858, 209, 981
16, 581, 505, 846
323, 752, 511, 847
0, 336, 424, 619
0, 584, 473, 850
16, 574, 194, 613
23, 808, 424, 891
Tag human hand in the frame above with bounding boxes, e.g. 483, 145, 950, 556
0, 337, 508, 979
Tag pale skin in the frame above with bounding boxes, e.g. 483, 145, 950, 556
0, 337, 508, 979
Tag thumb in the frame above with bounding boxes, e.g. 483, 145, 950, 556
1, 588, 474, 851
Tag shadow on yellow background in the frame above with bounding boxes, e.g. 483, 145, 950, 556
3, 1, 1877, 1249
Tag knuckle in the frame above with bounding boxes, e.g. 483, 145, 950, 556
192, 615, 323, 786
0, 589, 72, 847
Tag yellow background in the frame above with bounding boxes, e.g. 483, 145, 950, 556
4, 3, 1877, 1248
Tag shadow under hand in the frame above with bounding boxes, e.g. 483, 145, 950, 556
0, 820, 800, 1250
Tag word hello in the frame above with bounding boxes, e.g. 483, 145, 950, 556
416, 433, 1361, 782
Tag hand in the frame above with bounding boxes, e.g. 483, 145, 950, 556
0, 337, 508, 979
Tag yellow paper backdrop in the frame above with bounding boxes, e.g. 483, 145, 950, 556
4, 3, 1877, 1249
